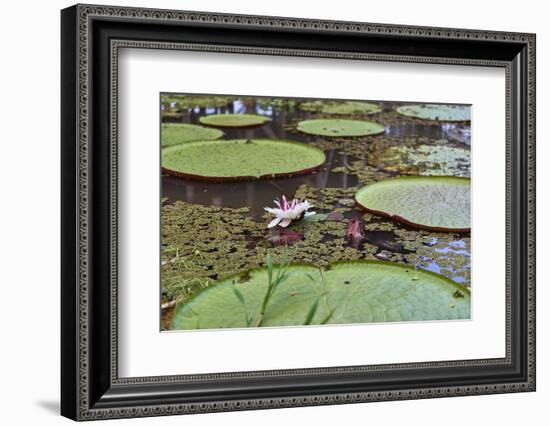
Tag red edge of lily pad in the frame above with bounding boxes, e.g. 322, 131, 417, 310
199, 115, 271, 129
162, 161, 325, 182
354, 203, 471, 233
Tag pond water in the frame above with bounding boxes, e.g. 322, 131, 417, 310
160, 96, 472, 329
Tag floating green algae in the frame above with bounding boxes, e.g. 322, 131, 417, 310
162, 200, 372, 306
199, 113, 270, 128
370, 144, 471, 177
297, 119, 385, 137
299, 100, 382, 115
171, 260, 470, 330
162, 139, 326, 181
161, 123, 224, 147
355, 176, 471, 232
396, 104, 471, 122
161, 94, 234, 109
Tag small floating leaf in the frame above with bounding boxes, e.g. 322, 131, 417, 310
171, 260, 470, 330
304, 213, 328, 222
396, 104, 471, 122
355, 176, 470, 232
161, 123, 224, 147
297, 119, 385, 137
199, 113, 270, 127
162, 139, 326, 181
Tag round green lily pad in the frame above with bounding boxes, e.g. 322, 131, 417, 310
199, 113, 270, 128
355, 176, 471, 232
299, 100, 382, 115
297, 119, 385, 137
161, 123, 224, 147
171, 260, 470, 330
396, 104, 470, 121
162, 139, 326, 181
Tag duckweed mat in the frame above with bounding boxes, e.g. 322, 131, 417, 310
161, 94, 235, 109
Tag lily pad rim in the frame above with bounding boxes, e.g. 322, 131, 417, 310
161, 138, 326, 182
354, 176, 471, 233
199, 113, 271, 128
171, 259, 471, 329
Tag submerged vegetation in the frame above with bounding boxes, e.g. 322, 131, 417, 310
160, 93, 472, 330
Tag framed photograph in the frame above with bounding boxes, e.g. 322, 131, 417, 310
61, 4, 536, 421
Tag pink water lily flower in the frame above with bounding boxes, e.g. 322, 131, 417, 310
264, 195, 315, 228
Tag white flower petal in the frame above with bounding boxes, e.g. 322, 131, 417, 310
279, 218, 292, 227
264, 207, 283, 215
267, 217, 283, 228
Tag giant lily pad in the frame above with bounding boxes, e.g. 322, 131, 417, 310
199, 113, 270, 128
162, 139, 326, 181
355, 176, 470, 232
297, 119, 385, 137
171, 260, 470, 330
299, 101, 382, 115
161, 123, 224, 147
396, 104, 470, 122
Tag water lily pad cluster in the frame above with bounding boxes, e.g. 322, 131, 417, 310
160, 96, 472, 330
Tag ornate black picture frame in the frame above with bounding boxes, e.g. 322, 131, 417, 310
61, 4, 536, 421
